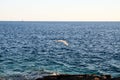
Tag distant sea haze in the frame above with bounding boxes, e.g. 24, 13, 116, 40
0, 21, 120, 79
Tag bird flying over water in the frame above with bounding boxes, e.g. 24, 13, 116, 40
56, 40, 69, 46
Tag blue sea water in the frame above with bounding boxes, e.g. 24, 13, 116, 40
0, 21, 120, 79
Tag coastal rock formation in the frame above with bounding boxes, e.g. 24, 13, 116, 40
0, 74, 120, 80
36, 74, 120, 80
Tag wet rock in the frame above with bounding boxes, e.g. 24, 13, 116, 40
111, 77, 120, 80
35, 74, 120, 80
101, 75, 111, 80
36, 78, 43, 80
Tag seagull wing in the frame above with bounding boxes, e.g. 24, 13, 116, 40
56, 40, 69, 46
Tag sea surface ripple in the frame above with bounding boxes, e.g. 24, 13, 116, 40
0, 22, 120, 79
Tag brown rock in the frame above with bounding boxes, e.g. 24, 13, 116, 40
35, 74, 120, 80
94, 77, 100, 80
101, 75, 111, 80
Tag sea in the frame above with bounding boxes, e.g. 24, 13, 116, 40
0, 21, 120, 80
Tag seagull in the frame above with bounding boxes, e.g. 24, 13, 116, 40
56, 40, 69, 46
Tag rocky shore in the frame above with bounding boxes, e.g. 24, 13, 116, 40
36, 74, 120, 80
0, 74, 120, 80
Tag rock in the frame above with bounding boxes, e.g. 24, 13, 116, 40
101, 75, 111, 80
94, 77, 100, 80
35, 74, 120, 80
111, 77, 120, 80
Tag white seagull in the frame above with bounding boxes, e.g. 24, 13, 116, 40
56, 40, 69, 46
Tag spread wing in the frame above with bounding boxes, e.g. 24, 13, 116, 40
56, 40, 69, 46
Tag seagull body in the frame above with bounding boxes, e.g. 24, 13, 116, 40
56, 40, 69, 46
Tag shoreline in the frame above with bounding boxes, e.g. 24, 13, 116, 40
36, 74, 120, 80
0, 74, 120, 80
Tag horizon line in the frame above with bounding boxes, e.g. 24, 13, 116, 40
0, 20, 120, 22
